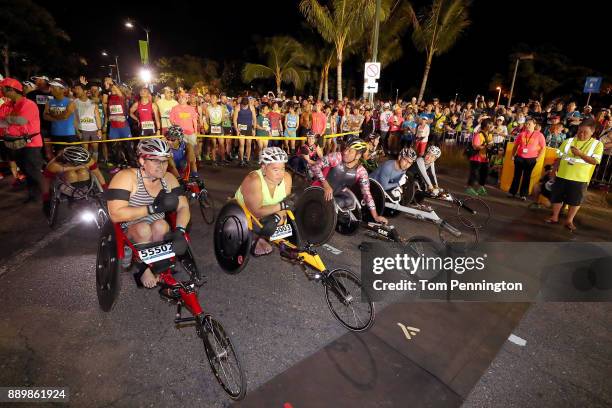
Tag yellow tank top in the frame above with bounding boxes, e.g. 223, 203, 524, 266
235, 169, 286, 207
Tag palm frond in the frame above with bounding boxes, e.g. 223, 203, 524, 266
299, 0, 336, 43
242, 63, 275, 83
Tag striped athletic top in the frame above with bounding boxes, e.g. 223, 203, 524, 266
122, 169, 168, 228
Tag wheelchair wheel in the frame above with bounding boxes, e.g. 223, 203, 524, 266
324, 268, 374, 331
96, 221, 121, 312
198, 189, 216, 225
198, 314, 247, 400
457, 196, 491, 229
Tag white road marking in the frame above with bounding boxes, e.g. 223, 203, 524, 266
508, 333, 527, 346
322, 244, 342, 255
397, 323, 421, 340
0, 220, 78, 278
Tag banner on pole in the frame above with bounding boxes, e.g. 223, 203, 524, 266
139, 40, 149, 65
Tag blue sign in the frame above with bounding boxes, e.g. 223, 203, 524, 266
583, 77, 602, 93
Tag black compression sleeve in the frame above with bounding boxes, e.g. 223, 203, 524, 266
104, 188, 131, 201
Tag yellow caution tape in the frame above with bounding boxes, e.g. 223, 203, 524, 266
45, 131, 360, 145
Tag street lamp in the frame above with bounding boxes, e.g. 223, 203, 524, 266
125, 18, 151, 64
139, 68, 152, 85
495, 86, 502, 108
507, 53, 534, 108
101, 51, 121, 83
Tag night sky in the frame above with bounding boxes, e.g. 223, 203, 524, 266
37, 0, 608, 101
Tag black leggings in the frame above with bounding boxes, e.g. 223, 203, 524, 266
467, 160, 489, 187
509, 156, 536, 197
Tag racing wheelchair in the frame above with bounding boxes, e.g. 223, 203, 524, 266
179, 164, 216, 225
47, 171, 105, 228
95, 209, 246, 400
213, 190, 375, 332
403, 170, 491, 230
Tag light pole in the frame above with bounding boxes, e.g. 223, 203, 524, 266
125, 19, 151, 64
507, 53, 534, 108
495, 86, 502, 108
367, 0, 381, 104
101, 51, 121, 83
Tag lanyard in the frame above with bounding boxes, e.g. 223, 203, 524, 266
523, 131, 535, 146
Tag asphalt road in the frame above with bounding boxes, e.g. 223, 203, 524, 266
0, 164, 610, 408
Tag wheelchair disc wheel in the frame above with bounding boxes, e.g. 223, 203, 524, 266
198, 314, 247, 400
198, 190, 216, 225
325, 268, 374, 332
95, 222, 121, 312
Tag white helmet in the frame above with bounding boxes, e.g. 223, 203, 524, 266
260, 147, 288, 164
62, 146, 91, 165
137, 138, 171, 158
426, 145, 441, 158
399, 147, 417, 161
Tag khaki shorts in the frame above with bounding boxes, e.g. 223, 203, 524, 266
80, 130, 100, 142
184, 133, 197, 146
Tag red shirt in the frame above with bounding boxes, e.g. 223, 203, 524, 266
0, 97, 42, 148
311, 111, 327, 135
388, 114, 402, 132
267, 111, 283, 133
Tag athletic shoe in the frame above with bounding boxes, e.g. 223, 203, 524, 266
506, 193, 515, 199
477, 186, 488, 196
465, 187, 479, 196
519, 196, 527, 201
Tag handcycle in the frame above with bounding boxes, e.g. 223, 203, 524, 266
48, 172, 105, 228
404, 171, 491, 229
213, 191, 375, 332
179, 164, 216, 225
95, 209, 246, 400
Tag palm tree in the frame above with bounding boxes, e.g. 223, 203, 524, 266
407, 0, 471, 103
242, 36, 311, 95
300, 0, 376, 100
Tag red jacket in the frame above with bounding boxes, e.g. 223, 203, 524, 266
0, 97, 42, 147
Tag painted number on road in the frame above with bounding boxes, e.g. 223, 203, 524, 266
397, 323, 420, 340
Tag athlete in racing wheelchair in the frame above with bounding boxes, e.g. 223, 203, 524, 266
310, 138, 387, 234
105, 138, 190, 288
42, 146, 107, 223
234, 146, 294, 256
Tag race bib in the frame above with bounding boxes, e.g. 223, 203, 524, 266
80, 117, 95, 124
287, 120, 297, 128
326, 122, 331, 130
109, 105, 123, 115
141, 120, 155, 130
270, 224, 293, 241
138, 243, 175, 264
271, 129, 280, 136
238, 124, 248, 131
211, 125, 222, 135
36, 95, 52, 105
110, 115, 126, 122
522, 148, 529, 154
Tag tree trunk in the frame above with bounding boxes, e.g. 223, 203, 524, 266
276, 75, 282, 97
2, 44, 10, 77
417, 55, 433, 104
323, 65, 330, 102
317, 67, 324, 101
336, 54, 343, 101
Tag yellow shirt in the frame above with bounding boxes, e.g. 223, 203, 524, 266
235, 169, 287, 208
156, 98, 178, 129
556, 137, 603, 182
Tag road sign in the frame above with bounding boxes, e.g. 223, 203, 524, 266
584, 77, 602, 94
364, 80, 378, 94
364, 62, 381, 80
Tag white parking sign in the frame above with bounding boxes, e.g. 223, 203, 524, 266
364, 62, 381, 80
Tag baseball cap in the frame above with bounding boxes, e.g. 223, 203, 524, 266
496, 116, 504, 122
0, 77, 24, 92
30, 75, 50, 82
383, 102, 390, 108
48, 78, 67, 88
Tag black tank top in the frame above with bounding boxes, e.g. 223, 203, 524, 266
326, 162, 357, 193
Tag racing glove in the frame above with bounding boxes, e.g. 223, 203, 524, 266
279, 195, 295, 211
148, 189, 179, 214
398, 174, 407, 186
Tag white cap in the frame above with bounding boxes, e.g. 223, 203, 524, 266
496, 116, 505, 122
383, 102, 390, 108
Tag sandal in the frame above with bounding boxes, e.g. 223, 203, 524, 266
565, 222, 577, 232
544, 218, 559, 224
